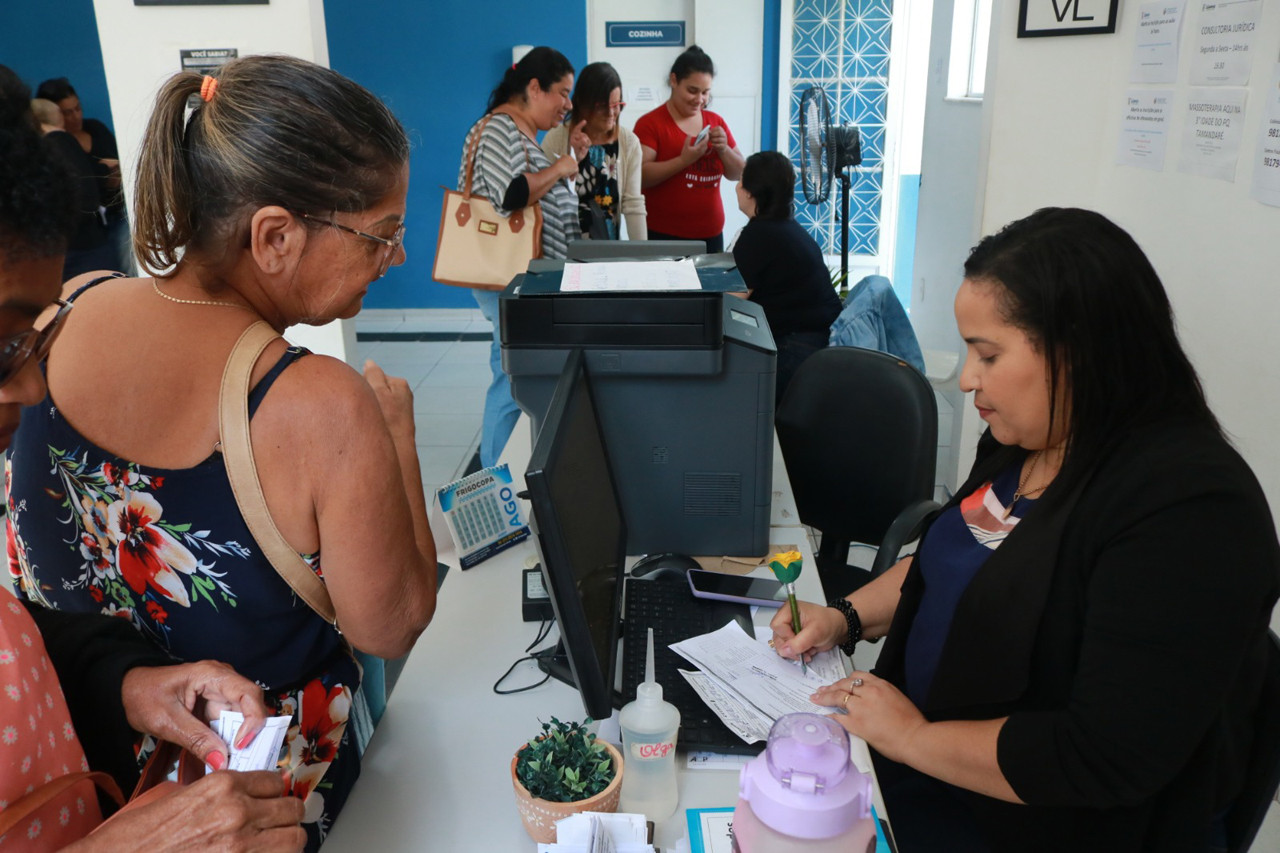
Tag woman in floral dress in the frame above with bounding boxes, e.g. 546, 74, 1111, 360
5, 56, 438, 849
541, 61, 647, 241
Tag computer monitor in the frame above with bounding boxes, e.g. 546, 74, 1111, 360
566, 238, 706, 261
524, 349, 626, 720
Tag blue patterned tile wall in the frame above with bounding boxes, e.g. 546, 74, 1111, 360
789, 0, 892, 259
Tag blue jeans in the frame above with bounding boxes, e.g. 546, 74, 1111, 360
473, 289, 521, 468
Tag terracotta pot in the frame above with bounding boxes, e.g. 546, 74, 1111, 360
510, 739, 624, 843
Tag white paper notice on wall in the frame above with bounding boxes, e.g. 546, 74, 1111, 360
1178, 88, 1249, 181
1130, 1, 1185, 84
1250, 64, 1280, 208
1116, 89, 1173, 170
1189, 0, 1262, 86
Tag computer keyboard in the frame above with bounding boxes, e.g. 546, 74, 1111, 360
621, 577, 763, 756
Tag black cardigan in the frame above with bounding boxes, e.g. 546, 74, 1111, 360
873, 420, 1280, 852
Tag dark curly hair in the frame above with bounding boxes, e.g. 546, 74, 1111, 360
0, 67, 77, 263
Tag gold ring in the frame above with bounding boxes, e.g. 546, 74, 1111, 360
841, 691, 852, 710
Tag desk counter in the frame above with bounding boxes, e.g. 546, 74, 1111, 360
324, 422, 877, 850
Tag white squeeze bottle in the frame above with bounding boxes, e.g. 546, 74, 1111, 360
618, 627, 681, 820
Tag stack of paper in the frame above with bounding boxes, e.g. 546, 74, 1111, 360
671, 622, 845, 744
537, 812, 654, 853
207, 711, 291, 772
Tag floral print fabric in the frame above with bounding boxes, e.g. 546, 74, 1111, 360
576, 141, 621, 239
5, 346, 362, 849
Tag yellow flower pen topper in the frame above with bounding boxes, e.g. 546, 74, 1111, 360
768, 550, 806, 674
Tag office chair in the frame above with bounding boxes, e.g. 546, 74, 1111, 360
1225, 629, 1280, 853
775, 346, 942, 600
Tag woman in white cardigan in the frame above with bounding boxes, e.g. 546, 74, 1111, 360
541, 62, 647, 241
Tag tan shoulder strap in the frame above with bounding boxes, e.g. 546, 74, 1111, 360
0, 771, 123, 839
218, 322, 338, 626
462, 113, 496, 199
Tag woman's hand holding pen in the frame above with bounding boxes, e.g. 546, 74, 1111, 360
769, 600, 845, 662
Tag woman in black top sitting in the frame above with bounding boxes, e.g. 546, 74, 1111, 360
772, 207, 1280, 852
732, 151, 841, 405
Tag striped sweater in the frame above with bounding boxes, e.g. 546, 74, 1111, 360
457, 113, 576, 261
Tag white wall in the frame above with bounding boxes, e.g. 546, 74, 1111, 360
90, 0, 354, 361
964, 0, 1280, 630
910, 0, 989, 489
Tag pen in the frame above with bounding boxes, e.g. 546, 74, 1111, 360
768, 550, 807, 675
786, 580, 807, 675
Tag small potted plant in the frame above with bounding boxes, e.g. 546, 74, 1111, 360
510, 716, 624, 843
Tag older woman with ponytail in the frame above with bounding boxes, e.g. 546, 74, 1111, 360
5, 55, 438, 849
455, 46, 580, 469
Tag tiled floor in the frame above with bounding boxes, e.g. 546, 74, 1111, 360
355, 309, 492, 501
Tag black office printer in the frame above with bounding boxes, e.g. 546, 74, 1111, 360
501, 257, 777, 557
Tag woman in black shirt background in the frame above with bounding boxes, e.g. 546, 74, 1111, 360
732, 151, 841, 405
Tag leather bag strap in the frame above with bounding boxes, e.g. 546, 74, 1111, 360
218, 322, 338, 626
0, 771, 124, 839
462, 114, 497, 199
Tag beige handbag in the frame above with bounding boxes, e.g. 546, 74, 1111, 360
433, 113, 543, 290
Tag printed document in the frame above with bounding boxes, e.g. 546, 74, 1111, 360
560, 260, 701, 292
669, 621, 845, 744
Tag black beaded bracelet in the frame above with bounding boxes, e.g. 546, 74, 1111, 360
828, 597, 862, 657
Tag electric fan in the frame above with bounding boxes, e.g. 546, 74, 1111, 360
797, 85, 863, 286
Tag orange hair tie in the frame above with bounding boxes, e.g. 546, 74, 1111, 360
200, 76, 219, 102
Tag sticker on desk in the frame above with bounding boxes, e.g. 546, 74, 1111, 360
437, 464, 529, 569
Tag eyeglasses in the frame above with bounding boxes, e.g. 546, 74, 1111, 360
598, 101, 626, 114
297, 212, 407, 279
0, 299, 72, 389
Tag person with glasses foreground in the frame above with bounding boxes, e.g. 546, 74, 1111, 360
635, 45, 745, 254
540, 61, 648, 241
5, 55, 438, 850
453, 46, 580, 469
0, 67, 304, 851
771, 208, 1280, 852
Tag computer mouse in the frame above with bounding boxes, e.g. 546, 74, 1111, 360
629, 552, 701, 580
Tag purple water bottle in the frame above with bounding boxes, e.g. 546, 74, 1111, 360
732, 713, 877, 852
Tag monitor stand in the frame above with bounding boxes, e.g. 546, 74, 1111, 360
533, 640, 575, 689
533, 638, 625, 711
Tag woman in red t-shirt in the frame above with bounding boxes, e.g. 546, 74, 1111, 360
635, 46, 745, 253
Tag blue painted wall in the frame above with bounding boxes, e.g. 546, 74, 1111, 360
761, 0, 780, 151
0, 0, 114, 133
323, 1, 588, 309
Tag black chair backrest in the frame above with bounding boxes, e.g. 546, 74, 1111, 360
775, 346, 938, 548
1225, 629, 1280, 853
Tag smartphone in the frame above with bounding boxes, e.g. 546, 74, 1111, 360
687, 569, 787, 608
694, 125, 711, 147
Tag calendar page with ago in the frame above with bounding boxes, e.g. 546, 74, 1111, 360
437, 464, 530, 569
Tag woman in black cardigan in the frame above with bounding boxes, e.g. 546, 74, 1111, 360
772, 207, 1280, 852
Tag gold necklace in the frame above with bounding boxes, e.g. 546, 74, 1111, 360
152, 279, 242, 309
1004, 450, 1047, 520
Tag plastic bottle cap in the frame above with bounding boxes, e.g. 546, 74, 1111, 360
738, 713, 872, 840
637, 680, 663, 703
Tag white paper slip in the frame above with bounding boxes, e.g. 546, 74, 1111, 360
208, 711, 292, 773
559, 259, 701, 292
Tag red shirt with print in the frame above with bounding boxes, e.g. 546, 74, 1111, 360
634, 105, 737, 239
